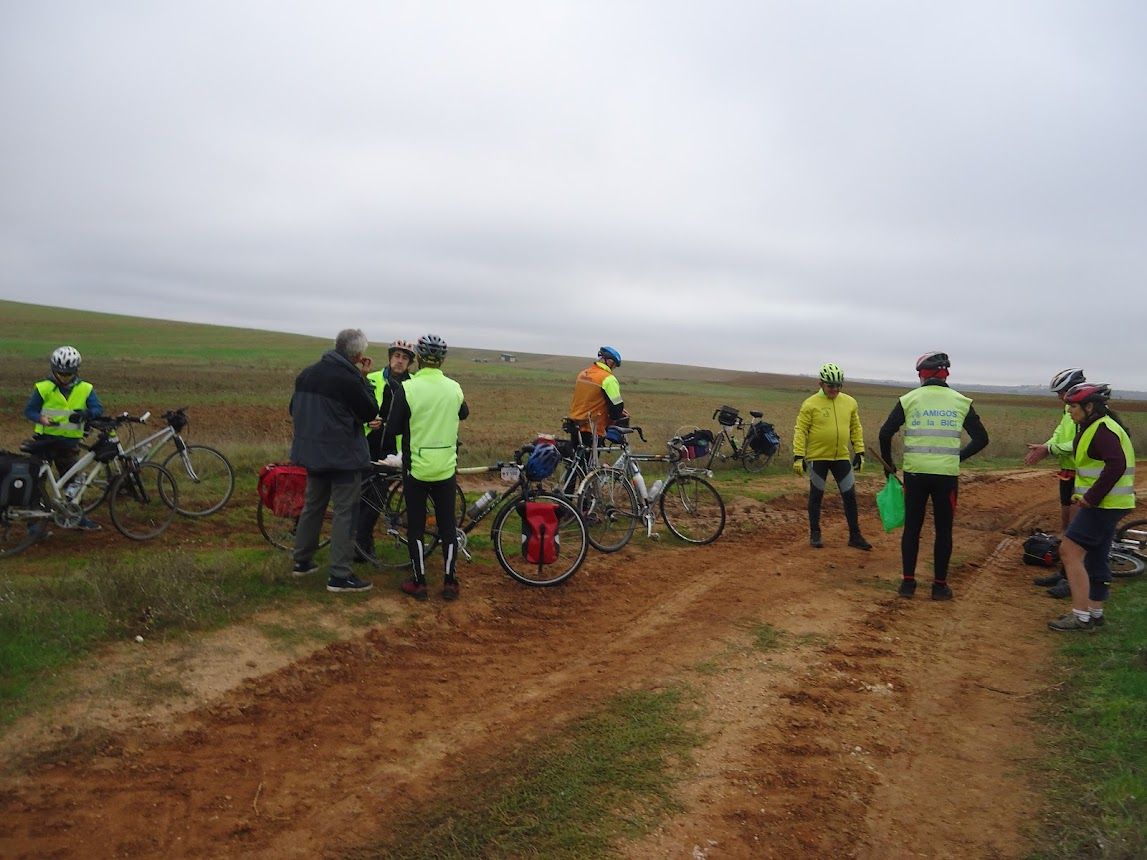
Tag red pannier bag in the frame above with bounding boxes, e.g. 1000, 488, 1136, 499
520, 500, 560, 564
257, 463, 308, 518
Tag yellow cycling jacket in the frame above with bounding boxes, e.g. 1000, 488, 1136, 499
793, 390, 863, 460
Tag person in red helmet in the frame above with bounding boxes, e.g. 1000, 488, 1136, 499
1047, 383, 1136, 632
878, 352, 989, 601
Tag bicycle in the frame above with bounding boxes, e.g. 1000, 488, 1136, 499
353, 462, 467, 567
1, 415, 179, 557
698, 406, 780, 473
81, 407, 235, 517
357, 445, 588, 586
1111, 517, 1146, 576
580, 426, 726, 550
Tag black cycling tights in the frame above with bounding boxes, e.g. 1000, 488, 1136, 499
404, 474, 459, 582
901, 472, 959, 580
807, 459, 860, 534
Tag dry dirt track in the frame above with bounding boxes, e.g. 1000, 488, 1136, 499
0, 470, 1081, 858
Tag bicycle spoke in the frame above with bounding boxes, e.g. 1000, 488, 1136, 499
659, 475, 725, 544
162, 445, 235, 516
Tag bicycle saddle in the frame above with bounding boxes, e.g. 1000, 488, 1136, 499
750, 411, 763, 419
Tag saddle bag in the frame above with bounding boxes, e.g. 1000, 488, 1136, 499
746, 421, 781, 455
257, 463, 309, 518
0, 452, 42, 509
521, 501, 560, 564
679, 429, 714, 460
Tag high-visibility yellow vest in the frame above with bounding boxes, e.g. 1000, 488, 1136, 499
1073, 416, 1136, 509
900, 385, 971, 476
33, 379, 92, 439
403, 368, 464, 482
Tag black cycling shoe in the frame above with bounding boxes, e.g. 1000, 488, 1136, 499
1046, 579, 1072, 599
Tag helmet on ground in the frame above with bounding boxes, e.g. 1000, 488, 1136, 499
819, 363, 844, 384
389, 339, 416, 358
598, 346, 622, 366
50, 345, 82, 375
1063, 382, 1111, 405
524, 443, 561, 480
915, 351, 950, 372
1049, 368, 1085, 393
416, 334, 448, 362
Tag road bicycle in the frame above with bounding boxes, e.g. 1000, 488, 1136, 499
1111, 518, 1146, 576
81, 407, 234, 517
696, 406, 779, 473
579, 426, 726, 551
256, 462, 467, 562
352, 445, 588, 586
0, 415, 179, 557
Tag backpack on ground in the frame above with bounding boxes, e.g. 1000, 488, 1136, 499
521, 500, 560, 564
1022, 531, 1060, 567
0, 452, 42, 509
745, 421, 781, 455
257, 463, 308, 518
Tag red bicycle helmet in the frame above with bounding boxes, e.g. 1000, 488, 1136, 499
1063, 382, 1111, 405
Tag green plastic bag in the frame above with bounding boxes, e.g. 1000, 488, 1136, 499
876, 475, 905, 532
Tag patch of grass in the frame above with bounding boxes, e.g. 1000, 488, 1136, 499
1032, 576, 1147, 858
748, 621, 785, 652
0, 550, 299, 724
360, 687, 701, 859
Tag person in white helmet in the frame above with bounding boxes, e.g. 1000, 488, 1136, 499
23, 345, 104, 530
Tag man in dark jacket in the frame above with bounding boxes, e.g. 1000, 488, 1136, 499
290, 328, 379, 592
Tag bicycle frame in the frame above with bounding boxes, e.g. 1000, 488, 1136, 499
609, 439, 713, 539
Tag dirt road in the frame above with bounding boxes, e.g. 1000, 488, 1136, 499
0, 471, 1072, 858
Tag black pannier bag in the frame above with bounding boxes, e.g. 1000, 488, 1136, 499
714, 405, 740, 427
1022, 531, 1060, 567
746, 421, 781, 455
0, 452, 42, 509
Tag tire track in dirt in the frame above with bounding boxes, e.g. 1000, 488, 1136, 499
0, 471, 1069, 858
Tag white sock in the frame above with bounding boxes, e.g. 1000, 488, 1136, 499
1089, 608, 1104, 619
1073, 608, 1090, 623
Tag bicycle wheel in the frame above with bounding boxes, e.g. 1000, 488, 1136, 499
1114, 518, 1147, 559
0, 510, 45, 558
577, 467, 638, 553
161, 444, 235, 516
256, 499, 332, 551
741, 448, 769, 473
491, 493, 588, 586
385, 480, 467, 557
1109, 549, 1145, 578
108, 462, 179, 540
80, 463, 116, 513
356, 475, 409, 568
659, 474, 726, 545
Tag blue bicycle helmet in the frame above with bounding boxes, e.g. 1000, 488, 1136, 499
598, 346, 621, 366
525, 444, 561, 480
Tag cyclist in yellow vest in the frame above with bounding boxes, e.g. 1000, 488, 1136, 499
23, 345, 104, 530
384, 334, 469, 602
354, 339, 415, 563
878, 352, 989, 600
791, 363, 872, 550
1023, 368, 1087, 597
568, 346, 626, 444
1047, 383, 1136, 632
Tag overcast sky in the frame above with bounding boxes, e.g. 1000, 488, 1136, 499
2, 1, 1145, 388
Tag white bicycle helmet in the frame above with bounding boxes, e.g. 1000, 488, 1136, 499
1049, 368, 1085, 393
389, 339, 416, 358
50, 345, 82, 375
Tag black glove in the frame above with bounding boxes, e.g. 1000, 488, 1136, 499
852, 453, 863, 471
69, 410, 86, 424
884, 463, 898, 478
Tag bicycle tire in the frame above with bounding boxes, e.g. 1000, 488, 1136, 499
741, 449, 769, 473
1113, 518, 1147, 560
491, 492, 588, 586
0, 510, 46, 558
356, 474, 409, 568
161, 444, 235, 516
577, 467, 638, 553
659, 474, 726, 545
80, 463, 115, 513
108, 461, 179, 540
384, 480, 467, 558
1109, 549, 1145, 578
256, 498, 332, 552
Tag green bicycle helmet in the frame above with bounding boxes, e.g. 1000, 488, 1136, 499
819, 363, 844, 385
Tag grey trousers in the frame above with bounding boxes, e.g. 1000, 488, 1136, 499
293, 469, 361, 580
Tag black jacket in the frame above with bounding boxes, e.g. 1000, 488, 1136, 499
289, 350, 378, 472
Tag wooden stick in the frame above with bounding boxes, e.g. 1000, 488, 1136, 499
866, 445, 901, 482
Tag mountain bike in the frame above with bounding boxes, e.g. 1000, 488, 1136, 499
363, 445, 590, 585
700, 407, 779, 473
1, 415, 179, 557
578, 426, 726, 551
81, 407, 234, 517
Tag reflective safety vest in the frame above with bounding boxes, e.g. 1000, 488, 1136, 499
402, 368, 464, 482
900, 385, 971, 476
363, 369, 386, 436
1073, 416, 1136, 509
569, 362, 622, 433
33, 379, 93, 439
1047, 406, 1076, 470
